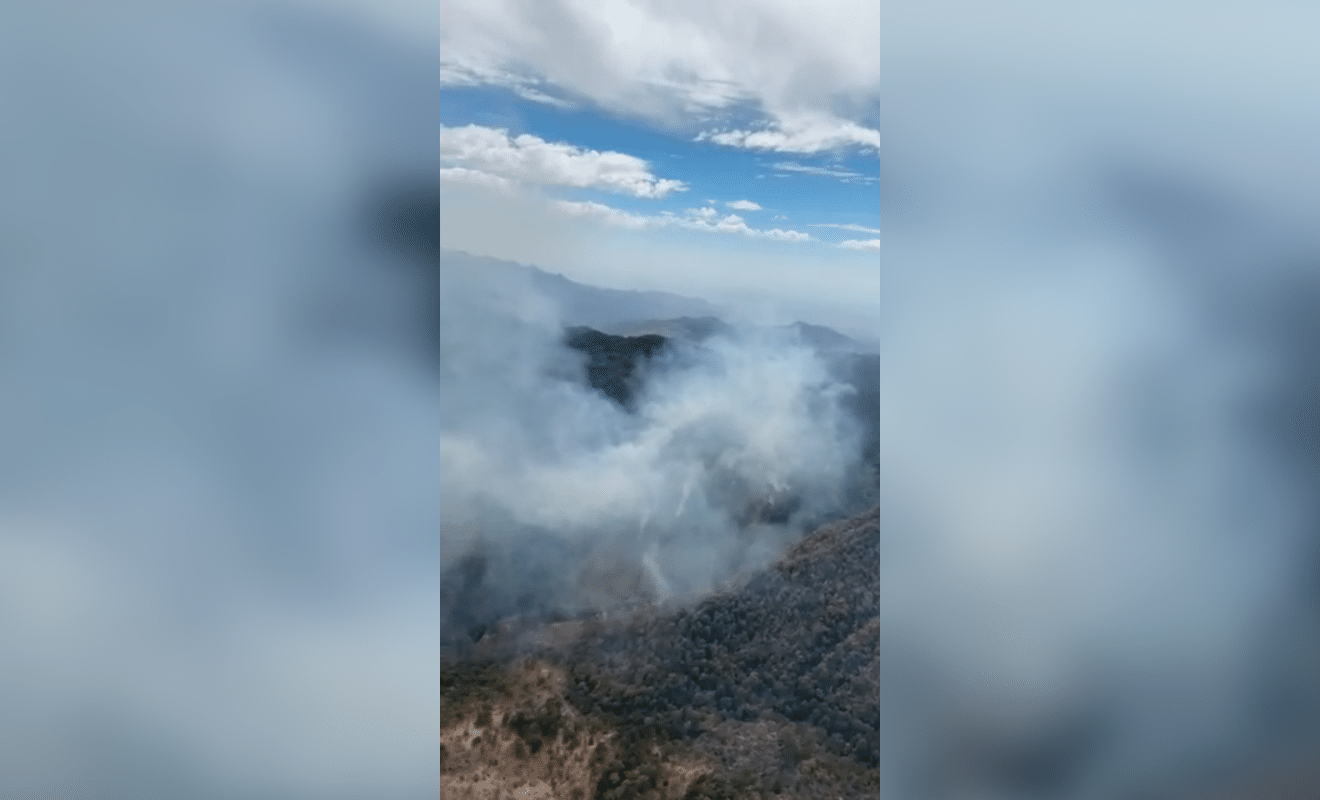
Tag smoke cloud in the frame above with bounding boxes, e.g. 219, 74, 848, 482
439, 254, 874, 649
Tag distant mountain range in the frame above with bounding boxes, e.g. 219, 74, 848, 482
441, 249, 875, 354
441, 249, 722, 329
599, 316, 872, 354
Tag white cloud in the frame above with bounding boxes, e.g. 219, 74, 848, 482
840, 238, 881, 251
665, 208, 810, 241
698, 116, 880, 154
704, 213, 753, 235
439, 0, 879, 154
726, 199, 762, 211
763, 229, 811, 242
662, 209, 750, 235
439, 63, 575, 109
545, 199, 810, 242
440, 166, 519, 194
810, 222, 882, 235
771, 161, 877, 182
440, 124, 687, 199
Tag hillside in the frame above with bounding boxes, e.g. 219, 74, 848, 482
440, 506, 880, 800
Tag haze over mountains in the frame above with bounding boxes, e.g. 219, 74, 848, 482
441, 250, 879, 354
442, 250, 722, 330
439, 249, 882, 798
440, 250, 879, 660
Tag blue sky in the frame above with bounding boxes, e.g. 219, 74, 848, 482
440, 0, 881, 339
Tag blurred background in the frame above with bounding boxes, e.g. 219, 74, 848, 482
0, 1, 437, 797
883, 2, 1320, 798
14, 1, 1320, 797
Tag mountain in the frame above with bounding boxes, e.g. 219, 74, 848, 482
597, 315, 737, 344
442, 250, 878, 355
561, 323, 877, 474
440, 506, 880, 800
782, 320, 869, 353
599, 316, 872, 355
441, 250, 722, 328
562, 326, 670, 409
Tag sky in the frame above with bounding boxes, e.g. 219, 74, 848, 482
440, 0, 881, 342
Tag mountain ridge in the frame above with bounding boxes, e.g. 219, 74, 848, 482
441, 249, 722, 329
441, 249, 877, 353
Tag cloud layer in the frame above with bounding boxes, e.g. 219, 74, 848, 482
439, 0, 879, 155
811, 222, 883, 235
699, 117, 881, 154
771, 160, 877, 183
441, 124, 687, 198
545, 200, 811, 242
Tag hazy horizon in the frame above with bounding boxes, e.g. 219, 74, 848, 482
439, 246, 881, 351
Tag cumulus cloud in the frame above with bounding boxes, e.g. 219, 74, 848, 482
811, 222, 882, 235
726, 199, 762, 211
698, 116, 880, 154
840, 238, 881, 251
763, 228, 812, 242
663, 208, 810, 241
439, 0, 879, 154
440, 124, 687, 199
544, 199, 810, 242
681, 211, 754, 235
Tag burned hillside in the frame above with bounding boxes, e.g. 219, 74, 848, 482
440, 320, 879, 659
440, 506, 880, 800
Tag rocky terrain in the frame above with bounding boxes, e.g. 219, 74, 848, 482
563, 327, 671, 410
440, 506, 880, 799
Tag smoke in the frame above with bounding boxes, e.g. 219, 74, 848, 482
439, 255, 871, 645
883, 3, 1320, 797
0, 2, 438, 798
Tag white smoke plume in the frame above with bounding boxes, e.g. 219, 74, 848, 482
439, 255, 872, 639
